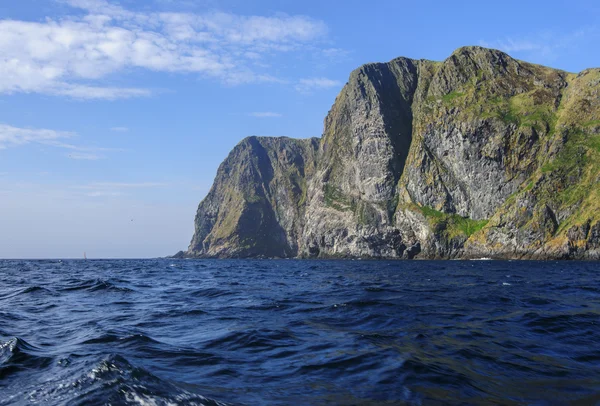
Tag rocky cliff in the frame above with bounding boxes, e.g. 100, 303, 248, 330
181, 46, 600, 260
185, 136, 319, 258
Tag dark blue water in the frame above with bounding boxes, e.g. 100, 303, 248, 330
1, 260, 600, 405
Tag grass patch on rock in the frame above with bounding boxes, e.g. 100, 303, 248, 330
323, 184, 355, 212
418, 205, 488, 238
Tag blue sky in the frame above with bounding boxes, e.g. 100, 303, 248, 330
0, 0, 598, 258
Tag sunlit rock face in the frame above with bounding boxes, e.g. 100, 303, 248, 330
182, 46, 600, 260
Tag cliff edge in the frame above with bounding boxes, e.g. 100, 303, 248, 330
181, 46, 600, 259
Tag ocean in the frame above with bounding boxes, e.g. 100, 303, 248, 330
1, 259, 599, 405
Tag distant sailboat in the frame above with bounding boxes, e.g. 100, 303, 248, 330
84, 252, 87, 260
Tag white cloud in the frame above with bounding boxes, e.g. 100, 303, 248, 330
322, 47, 350, 60
76, 181, 167, 198
57, 85, 151, 100
0, 124, 75, 149
77, 181, 167, 189
479, 39, 553, 56
248, 112, 282, 118
110, 126, 129, 132
86, 190, 123, 197
0, 123, 119, 159
0, 0, 331, 99
295, 77, 342, 93
68, 152, 103, 160
480, 26, 597, 61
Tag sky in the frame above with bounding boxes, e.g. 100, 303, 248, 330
0, 0, 598, 258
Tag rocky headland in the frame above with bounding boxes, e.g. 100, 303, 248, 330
178, 46, 600, 260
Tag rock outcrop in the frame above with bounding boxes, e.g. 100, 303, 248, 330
181, 46, 600, 260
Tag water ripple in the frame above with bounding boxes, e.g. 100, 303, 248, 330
0, 259, 599, 405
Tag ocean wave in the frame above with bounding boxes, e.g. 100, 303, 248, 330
60, 278, 134, 293
203, 328, 300, 353
1, 259, 599, 405
189, 287, 232, 298
11, 354, 229, 406
81, 332, 161, 346
0, 337, 52, 380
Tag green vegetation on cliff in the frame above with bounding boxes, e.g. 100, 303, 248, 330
419, 205, 489, 239
184, 46, 600, 260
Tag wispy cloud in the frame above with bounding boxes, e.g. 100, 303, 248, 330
479, 38, 553, 56
57, 85, 151, 100
0, 124, 75, 149
86, 190, 123, 197
110, 127, 129, 132
77, 182, 167, 189
480, 26, 597, 61
75, 181, 168, 198
321, 47, 351, 61
0, 0, 333, 99
247, 112, 282, 118
0, 123, 119, 158
295, 77, 342, 93
67, 152, 103, 160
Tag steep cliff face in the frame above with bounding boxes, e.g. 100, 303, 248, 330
182, 46, 600, 259
186, 136, 318, 258
464, 65, 600, 259
300, 57, 424, 258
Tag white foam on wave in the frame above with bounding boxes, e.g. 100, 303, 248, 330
124, 391, 171, 406
124, 389, 223, 406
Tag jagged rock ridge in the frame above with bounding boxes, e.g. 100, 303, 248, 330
180, 46, 600, 259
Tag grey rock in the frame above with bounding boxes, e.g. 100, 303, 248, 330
181, 46, 600, 260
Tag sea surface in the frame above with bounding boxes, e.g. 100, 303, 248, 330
1, 259, 599, 405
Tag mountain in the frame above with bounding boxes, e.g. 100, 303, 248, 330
179, 46, 600, 260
